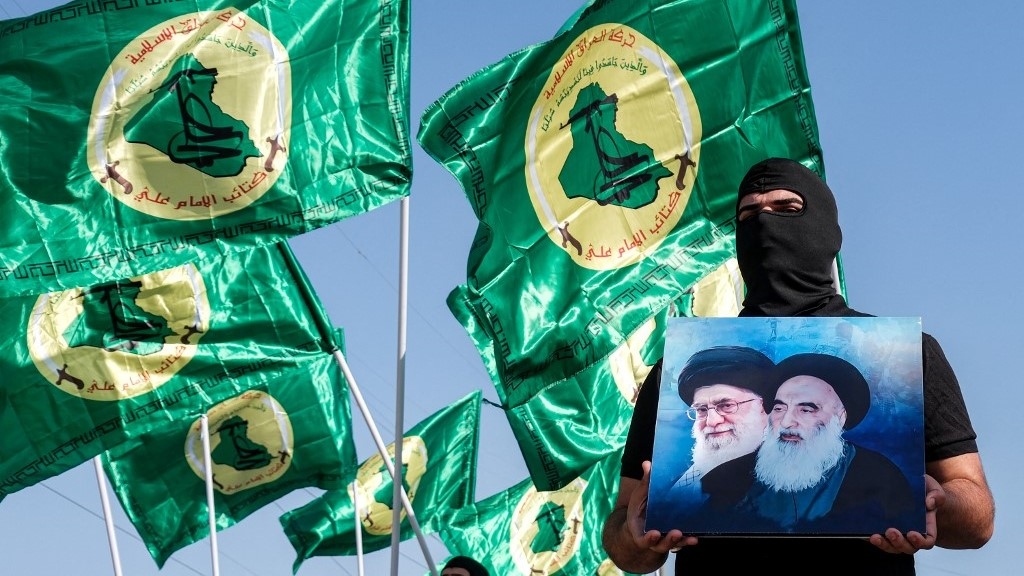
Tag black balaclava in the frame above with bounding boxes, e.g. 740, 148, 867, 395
442, 556, 490, 576
735, 158, 842, 317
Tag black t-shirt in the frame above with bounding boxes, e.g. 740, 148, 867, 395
620, 332, 978, 575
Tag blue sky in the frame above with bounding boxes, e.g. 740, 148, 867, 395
0, 1, 1019, 575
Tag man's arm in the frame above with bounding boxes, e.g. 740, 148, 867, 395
869, 452, 994, 553
602, 461, 695, 573
928, 452, 994, 548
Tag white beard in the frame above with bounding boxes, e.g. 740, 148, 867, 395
690, 414, 766, 475
754, 416, 846, 492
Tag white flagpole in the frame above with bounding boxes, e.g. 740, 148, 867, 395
390, 198, 410, 575
353, 480, 365, 576
332, 349, 438, 576
91, 457, 123, 576
200, 414, 221, 576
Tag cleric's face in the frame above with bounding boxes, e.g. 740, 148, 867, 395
757, 375, 850, 492
690, 383, 767, 452
769, 375, 847, 442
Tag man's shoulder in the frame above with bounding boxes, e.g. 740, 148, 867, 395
921, 331, 945, 354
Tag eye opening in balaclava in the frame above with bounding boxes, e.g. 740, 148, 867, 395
734, 158, 841, 316
736, 186, 806, 221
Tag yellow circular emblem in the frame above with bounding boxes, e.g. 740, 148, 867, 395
687, 258, 743, 317
28, 263, 209, 400
526, 24, 701, 271
350, 436, 429, 536
609, 317, 658, 404
598, 559, 626, 575
185, 391, 293, 494
87, 9, 291, 220
509, 476, 587, 574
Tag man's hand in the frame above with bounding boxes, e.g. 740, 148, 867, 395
603, 461, 697, 573
626, 461, 697, 553
869, 474, 943, 554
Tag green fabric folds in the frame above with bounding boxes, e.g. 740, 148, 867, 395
0, 242, 337, 498
503, 310, 667, 491
437, 452, 641, 576
0, 0, 410, 295
102, 343, 357, 568
279, 390, 482, 572
419, 0, 822, 490
506, 274, 756, 491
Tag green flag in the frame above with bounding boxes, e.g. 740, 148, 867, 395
437, 453, 641, 576
102, 343, 357, 568
0, 242, 336, 498
280, 390, 482, 572
462, 266, 746, 490
0, 0, 410, 295
506, 263, 751, 492
419, 0, 820, 407
503, 311, 665, 491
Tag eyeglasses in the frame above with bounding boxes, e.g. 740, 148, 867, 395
686, 398, 759, 420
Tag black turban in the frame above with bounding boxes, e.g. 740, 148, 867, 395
677, 345, 776, 407
774, 353, 871, 429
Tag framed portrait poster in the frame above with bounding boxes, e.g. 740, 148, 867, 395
646, 317, 925, 537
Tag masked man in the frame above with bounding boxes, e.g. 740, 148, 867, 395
603, 158, 994, 575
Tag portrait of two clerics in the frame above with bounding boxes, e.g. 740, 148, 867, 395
646, 316, 925, 538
